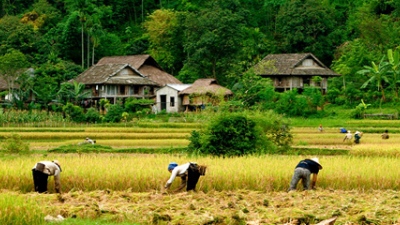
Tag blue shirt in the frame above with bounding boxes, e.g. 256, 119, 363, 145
295, 159, 320, 174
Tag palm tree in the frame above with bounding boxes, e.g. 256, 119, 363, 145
57, 81, 90, 105
87, 18, 103, 66
71, 81, 91, 105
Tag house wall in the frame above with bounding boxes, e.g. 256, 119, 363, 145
156, 86, 183, 113
87, 84, 157, 99
274, 77, 301, 90
273, 76, 328, 92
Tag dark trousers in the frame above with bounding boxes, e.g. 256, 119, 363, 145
32, 169, 49, 193
187, 164, 201, 191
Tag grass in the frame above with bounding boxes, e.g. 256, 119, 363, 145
0, 192, 44, 225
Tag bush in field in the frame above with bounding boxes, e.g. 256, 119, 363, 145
85, 108, 101, 123
1, 133, 30, 154
104, 104, 125, 122
63, 103, 85, 122
187, 111, 292, 156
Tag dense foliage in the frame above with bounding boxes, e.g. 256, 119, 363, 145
1, 0, 400, 116
187, 111, 292, 156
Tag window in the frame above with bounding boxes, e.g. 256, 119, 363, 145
129, 86, 139, 95
128, 86, 134, 95
119, 86, 125, 95
106, 85, 117, 95
170, 96, 175, 107
302, 59, 314, 67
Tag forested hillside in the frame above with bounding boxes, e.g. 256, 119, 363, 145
1, 0, 400, 116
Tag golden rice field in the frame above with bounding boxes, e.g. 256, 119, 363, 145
1, 123, 400, 224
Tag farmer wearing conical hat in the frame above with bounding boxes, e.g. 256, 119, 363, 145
164, 162, 206, 192
32, 160, 62, 193
382, 129, 389, 139
287, 157, 322, 191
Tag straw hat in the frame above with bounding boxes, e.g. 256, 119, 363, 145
53, 160, 60, 165
310, 157, 322, 169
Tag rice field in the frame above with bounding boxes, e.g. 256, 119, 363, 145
2, 121, 400, 224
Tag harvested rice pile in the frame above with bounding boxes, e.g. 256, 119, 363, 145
19, 189, 400, 224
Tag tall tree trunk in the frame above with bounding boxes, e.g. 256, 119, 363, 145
87, 32, 90, 67
92, 44, 95, 66
81, 23, 84, 68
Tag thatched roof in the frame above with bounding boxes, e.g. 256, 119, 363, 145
96, 55, 182, 86
254, 53, 340, 77
179, 78, 233, 96
71, 64, 158, 86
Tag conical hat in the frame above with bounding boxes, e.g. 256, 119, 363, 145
310, 157, 322, 169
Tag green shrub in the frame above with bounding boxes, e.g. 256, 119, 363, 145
187, 111, 292, 157
104, 104, 125, 123
85, 108, 101, 123
63, 103, 85, 122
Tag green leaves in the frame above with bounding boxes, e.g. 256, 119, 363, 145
178, 5, 245, 84
187, 111, 292, 157
357, 48, 400, 103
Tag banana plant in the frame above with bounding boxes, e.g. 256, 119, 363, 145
387, 48, 400, 99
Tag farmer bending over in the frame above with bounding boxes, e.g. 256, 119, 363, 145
287, 158, 322, 192
85, 137, 95, 145
354, 131, 363, 144
382, 130, 389, 139
164, 162, 206, 192
32, 160, 62, 193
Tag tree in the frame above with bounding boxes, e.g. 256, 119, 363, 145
302, 86, 324, 113
0, 50, 29, 103
0, 15, 38, 56
32, 74, 58, 111
64, 0, 112, 68
144, 9, 185, 75
13, 69, 35, 109
231, 68, 276, 109
275, 0, 337, 64
64, 0, 91, 68
179, 5, 245, 85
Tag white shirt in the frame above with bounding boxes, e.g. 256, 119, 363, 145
166, 163, 191, 185
33, 161, 62, 192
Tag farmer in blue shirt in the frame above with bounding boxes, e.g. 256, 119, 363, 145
288, 158, 322, 191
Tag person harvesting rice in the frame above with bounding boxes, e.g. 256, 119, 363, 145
287, 158, 322, 192
164, 162, 206, 192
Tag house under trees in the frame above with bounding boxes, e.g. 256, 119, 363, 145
253, 53, 340, 94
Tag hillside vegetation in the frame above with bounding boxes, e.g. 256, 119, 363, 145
1, 0, 400, 116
